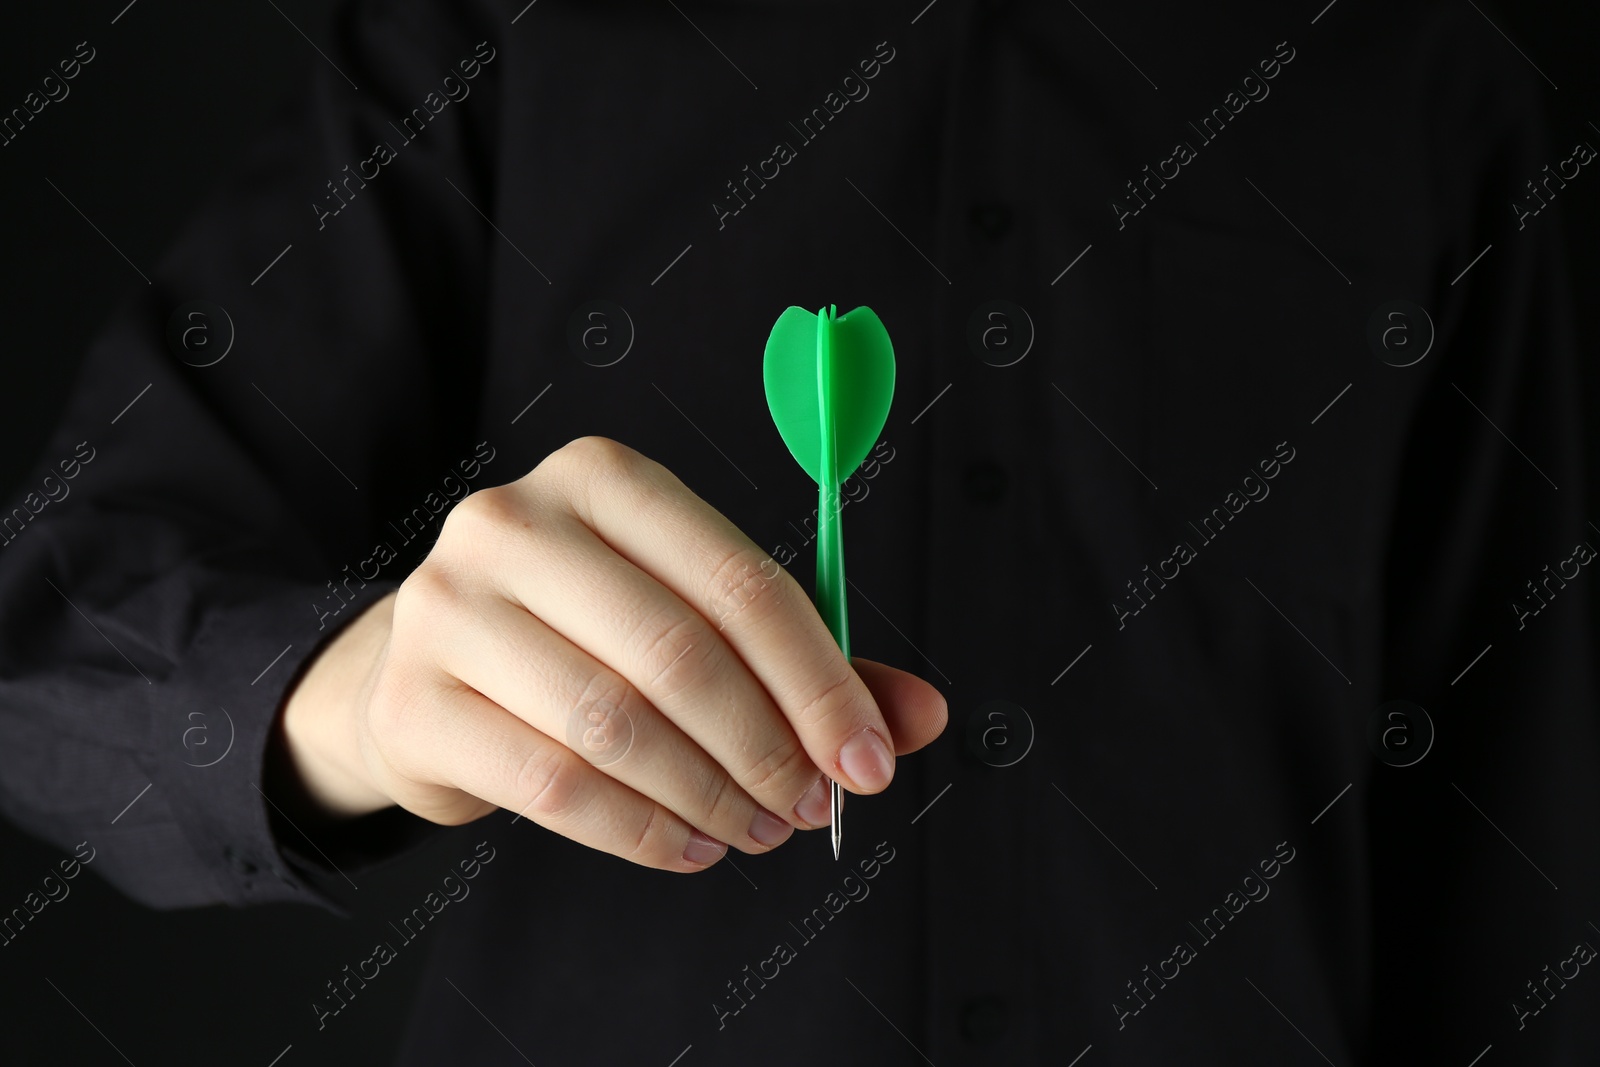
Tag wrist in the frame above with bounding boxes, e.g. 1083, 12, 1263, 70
277, 591, 399, 819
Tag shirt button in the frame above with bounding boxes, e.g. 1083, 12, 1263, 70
962, 459, 1008, 503
959, 995, 1009, 1045
969, 201, 1013, 243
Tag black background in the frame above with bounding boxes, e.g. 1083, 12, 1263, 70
0, 1, 1594, 1064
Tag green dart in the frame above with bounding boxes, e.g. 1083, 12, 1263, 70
762, 304, 896, 860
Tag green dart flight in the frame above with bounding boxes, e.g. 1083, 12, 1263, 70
762, 304, 896, 860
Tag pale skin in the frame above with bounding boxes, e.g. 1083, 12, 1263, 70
275, 436, 949, 872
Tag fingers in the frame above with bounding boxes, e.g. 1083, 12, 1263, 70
533, 437, 898, 796
849, 658, 949, 756
417, 577, 799, 854
382, 680, 731, 874
458, 509, 827, 831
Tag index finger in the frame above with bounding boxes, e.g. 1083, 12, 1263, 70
542, 437, 897, 795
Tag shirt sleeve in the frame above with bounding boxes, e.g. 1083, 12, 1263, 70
0, 0, 505, 912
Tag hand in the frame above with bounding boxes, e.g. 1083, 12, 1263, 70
278, 436, 948, 872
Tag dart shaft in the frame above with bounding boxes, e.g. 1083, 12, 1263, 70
815, 306, 849, 860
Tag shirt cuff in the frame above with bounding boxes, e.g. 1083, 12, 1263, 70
150, 576, 445, 912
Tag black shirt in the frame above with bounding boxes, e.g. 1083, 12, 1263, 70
1, 0, 1595, 1062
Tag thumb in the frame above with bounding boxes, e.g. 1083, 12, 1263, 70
849, 657, 948, 756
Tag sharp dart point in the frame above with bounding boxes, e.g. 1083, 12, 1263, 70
831, 780, 842, 860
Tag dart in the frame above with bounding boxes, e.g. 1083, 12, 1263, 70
762, 304, 896, 860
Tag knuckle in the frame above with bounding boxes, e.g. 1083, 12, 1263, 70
537, 436, 652, 521
633, 610, 717, 698
792, 666, 870, 733
549, 435, 638, 478
441, 485, 519, 545
392, 563, 458, 623
697, 770, 745, 828
703, 545, 790, 631
513, 745, 585, 822
740, 737, 814, 800
622, 802, 670, 866
388, 566, 472, 661
441, 485, 549, 571
572, 667, 638, 741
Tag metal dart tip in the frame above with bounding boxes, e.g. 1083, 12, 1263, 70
830, 779, 842, 860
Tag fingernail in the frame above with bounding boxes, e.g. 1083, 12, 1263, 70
794, 776, 831, 827
748, 809, 793, 847
839, 728, 893, 791
682, 830, 726, 867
